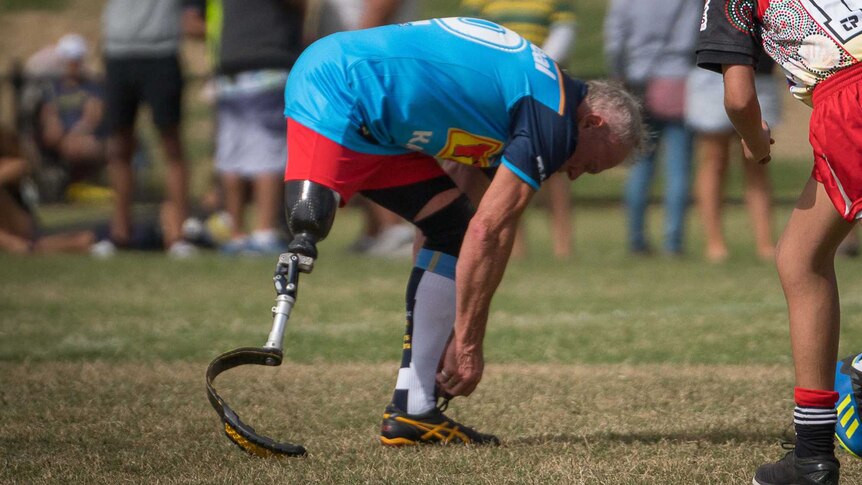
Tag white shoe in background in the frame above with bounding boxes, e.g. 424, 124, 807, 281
366, 224, 415, 258
90, 239, 117, 259
168, 240, 198, 259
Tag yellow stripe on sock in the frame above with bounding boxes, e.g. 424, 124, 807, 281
426, 251, 441, 274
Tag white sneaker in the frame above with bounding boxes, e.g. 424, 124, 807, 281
181, 217, 205, 241
90, 239, 117, 259
366, 224, 415, 258
168, 240, 198, 259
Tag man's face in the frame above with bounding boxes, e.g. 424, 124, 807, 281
561, 114, 633, 181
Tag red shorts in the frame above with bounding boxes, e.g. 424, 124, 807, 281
811, 63, 862, 221
285, 118, 446, 205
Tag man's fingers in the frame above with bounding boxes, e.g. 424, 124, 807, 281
439, 370, 480, 397
438, 369, 458, 388
438, 373, 462, 395
447, 378, 477, 397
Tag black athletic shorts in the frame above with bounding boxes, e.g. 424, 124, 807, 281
104, 54, 184, 133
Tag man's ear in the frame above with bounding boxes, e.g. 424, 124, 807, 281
580, 113, 606, 129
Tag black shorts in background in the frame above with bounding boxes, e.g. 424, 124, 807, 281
104, 54, 184, 133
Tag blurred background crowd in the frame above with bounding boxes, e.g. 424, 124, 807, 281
0, 0, 848, 261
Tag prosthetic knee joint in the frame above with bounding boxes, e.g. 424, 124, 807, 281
283, 180, 339, 261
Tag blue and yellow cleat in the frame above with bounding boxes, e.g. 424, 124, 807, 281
835, 353, 862, 458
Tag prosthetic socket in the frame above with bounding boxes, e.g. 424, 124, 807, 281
283, 180, 339, 260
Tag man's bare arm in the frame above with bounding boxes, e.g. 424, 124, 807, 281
440, 164, 534, 396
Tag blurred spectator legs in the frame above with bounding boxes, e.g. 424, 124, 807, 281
159, 126, 190, 250
108, 125, 189, 250
695, 132, 732, 262
213, 71, 290, 256
508, 174, 574, 260
107, 128, 135, 245
545, 172, 572, 259
695, 133, 775, 263
687, 68, 780, 262
626, 120, 692, 256
742, 154, 775, 261
220, 172, 285, 253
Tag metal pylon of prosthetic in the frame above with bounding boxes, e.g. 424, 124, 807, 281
263, 252, 315, 363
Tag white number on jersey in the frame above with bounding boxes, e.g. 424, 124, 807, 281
434, 17, 527, 53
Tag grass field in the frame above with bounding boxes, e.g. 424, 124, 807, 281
1, 0, 859, 482
4, 204, 862, 483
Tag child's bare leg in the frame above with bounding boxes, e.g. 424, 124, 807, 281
776, 177, 853, 391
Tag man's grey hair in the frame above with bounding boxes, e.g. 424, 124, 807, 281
584, 79, 648, 154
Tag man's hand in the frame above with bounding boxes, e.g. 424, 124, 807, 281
741, 120, 774, 165
437, 341, 484, 397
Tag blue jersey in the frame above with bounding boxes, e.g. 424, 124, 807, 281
284, 17, 586, 189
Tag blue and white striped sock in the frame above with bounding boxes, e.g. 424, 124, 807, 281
391, 249, 457, 415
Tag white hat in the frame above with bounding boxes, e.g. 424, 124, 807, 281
56, 34, 88, 60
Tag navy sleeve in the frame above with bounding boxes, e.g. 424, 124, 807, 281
500, 90, 580, 190
696, 0, 759, 73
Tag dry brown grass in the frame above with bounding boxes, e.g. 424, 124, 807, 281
3, 361, 861, 484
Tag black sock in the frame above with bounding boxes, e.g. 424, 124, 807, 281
794, 405, 837, 458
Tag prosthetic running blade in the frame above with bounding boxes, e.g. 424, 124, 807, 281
205, 253, 312, 457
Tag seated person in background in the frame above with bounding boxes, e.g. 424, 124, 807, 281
0, 125, 95, 255
38, 34, 107, 184
0, 124, 175, 257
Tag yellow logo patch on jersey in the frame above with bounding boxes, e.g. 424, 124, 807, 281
436, 128, 503, 167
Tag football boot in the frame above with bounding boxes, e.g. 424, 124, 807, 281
379, 401, 500, 446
